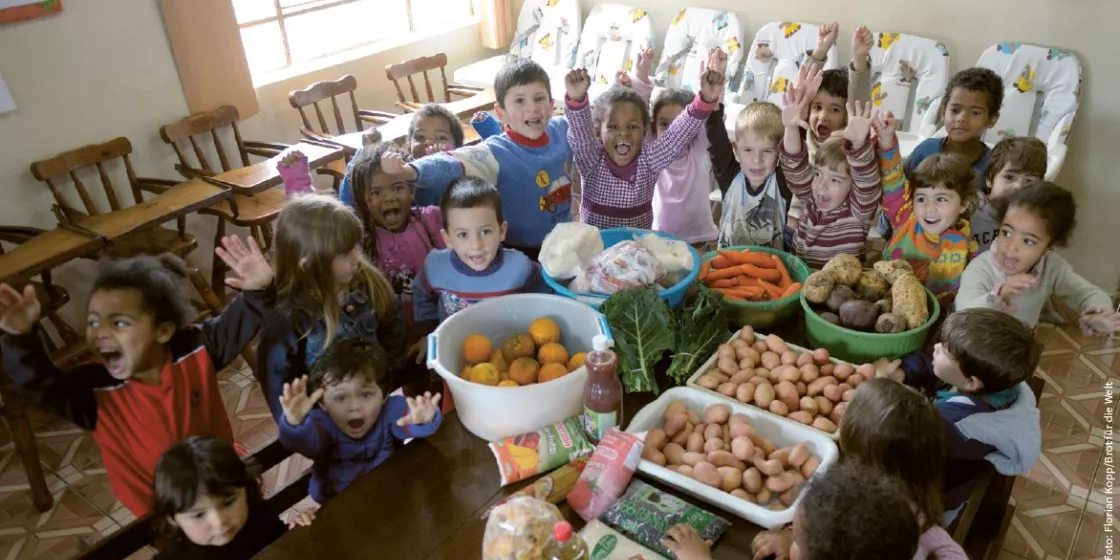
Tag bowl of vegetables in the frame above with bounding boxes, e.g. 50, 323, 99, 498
799, 256, 941, 363
698, 246, 811, 329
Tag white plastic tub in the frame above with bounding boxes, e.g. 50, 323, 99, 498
626, 387, 839, 529
427, 294, 611, 441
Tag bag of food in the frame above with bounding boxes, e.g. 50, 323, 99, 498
567, 429, 644, 521
539, 222, 604, 280
482, 497, 563, 560
637, 233, 694, 278
483, 458, 588, 519
601, 479, 730, 558
489, 417, 593, 486
580, 520, 669, 560
581, 241, 665, 296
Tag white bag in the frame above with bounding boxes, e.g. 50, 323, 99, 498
539, 222, 604, 280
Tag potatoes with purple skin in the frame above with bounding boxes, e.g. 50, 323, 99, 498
826, 285, 857, 313
820, 311, 841, 325
839, 299, 879, 331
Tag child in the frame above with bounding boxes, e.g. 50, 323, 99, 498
563, 52, 722, 230
153, 436, 313, 559
956, 182, 1120, 333
413, 177, 546, 326
873, 111, 979, 302
256, 195, 405, 424
383, 58, 575, 260
618, 46, 719, 249
277, 339, 441, 504
972, 136, 1047, 252
0, 238, 274, 516
779, 64, 882, 268
899, 308, 1042, 523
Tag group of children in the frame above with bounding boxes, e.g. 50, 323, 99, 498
0, 19, 1117, 559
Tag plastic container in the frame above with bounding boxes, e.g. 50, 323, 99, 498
800, 286, 941, 363
542, 521, 589, 559
582, 335, 622, 443
541, 228, 701, 309
427, 294, 612, 441
626, 387, 839, 529
699, 245, 811, 329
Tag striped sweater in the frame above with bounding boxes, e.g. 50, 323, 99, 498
779, 138, 881, 268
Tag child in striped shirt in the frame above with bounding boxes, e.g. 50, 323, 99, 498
778, 64, 882, 268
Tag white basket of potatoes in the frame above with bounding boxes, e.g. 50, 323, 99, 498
626, 387, 839, 529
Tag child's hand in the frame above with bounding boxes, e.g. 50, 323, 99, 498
279, 375, 324, 427
752, 528, 793, 560
397, 391, 442, 426
842, 101, 874, 145
361, 127, 382, 147
215, 235, 273, 291
565, 68, 591, 102
278, 148, 305, 169
698, 59, 724, 104
286, 505, 318, 529
614, 70, 632, 88
0, 284, 40, 336
635, 45, 654, 83
381, 151, 412, 178
817, 22, 840, 52
663, 524, 713, 560
852, 25, 873, 71
872, 110, 899, 150
998, 273, 1038, 303
1080, 308, 1120, 336
782, 63, 823, 130
707, 47, 728, 76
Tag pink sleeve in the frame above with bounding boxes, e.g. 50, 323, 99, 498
641, 95, 715, 175
565, 95, 605, 176
917, 527, 968, 560
420, 206, 446, 250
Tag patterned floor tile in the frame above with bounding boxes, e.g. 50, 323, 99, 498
1036, 353, 1116, 433
1022, 422, 1104, 501
1007, 477, 1086, 560
1070, 500, 1112, 560
0, 485, 119, 560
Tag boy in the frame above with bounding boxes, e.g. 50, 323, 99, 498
778, 64, 882, 268
383, 58, 574, 260
277, 339, 441, 504
972, 136, 1047, 251
898, 308, 1041, 524
413, 177, 547, 326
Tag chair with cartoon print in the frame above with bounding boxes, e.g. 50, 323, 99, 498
731, 21, 840, 108
574, 4, 655, 102
866, 32, 951, 158
651, 8, 744, 97
452, 0, 582, 102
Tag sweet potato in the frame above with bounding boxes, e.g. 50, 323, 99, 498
891, 273, 930, 329
855, 270, 890, 300
873, 259, 915, 285
822, 254, 862, 287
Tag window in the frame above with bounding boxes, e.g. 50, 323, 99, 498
233, 0, 475, 78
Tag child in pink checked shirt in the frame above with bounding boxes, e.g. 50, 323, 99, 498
564, 50, 725, 230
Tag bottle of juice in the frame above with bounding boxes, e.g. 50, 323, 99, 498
541, 521, 589, 560
582, 334, 621, 443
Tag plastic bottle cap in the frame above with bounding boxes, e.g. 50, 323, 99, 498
592, 334, 612, 352
552, 521, 573, 542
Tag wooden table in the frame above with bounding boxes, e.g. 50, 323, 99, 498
203, 141, 343, 195
72, 178, 231, 240
325, 89, 496, 154
0, 227, 103, 284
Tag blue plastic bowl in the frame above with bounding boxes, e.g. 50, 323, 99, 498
541, 228, 701, 309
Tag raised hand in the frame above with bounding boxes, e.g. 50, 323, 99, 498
614, 70, 632, 88
396, 391, 442, 426
361, 127, 382, 147
565, 68, 591, 102
698, 58, 724, 103
635, 45, 654, 83
707, 47, 728, 76
1080, 308, 1120, 336
279, 375, 324, 427
278, 148, 305, 169
998, 273, 1038, 304
781, 63, 824, 130
852, 25, 873, 70
662, 524, 713, 560
872, 110, 899, 150
381, 151, 409, 176
215, 235, 273, 291
842, 101, 875, 145
0, 284, 40, 336
817, 22, 839, 52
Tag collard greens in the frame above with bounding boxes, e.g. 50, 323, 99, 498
600, 288, 674, 393
666, 290, 729, 384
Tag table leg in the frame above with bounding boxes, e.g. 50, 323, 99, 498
1, 382, 53, 511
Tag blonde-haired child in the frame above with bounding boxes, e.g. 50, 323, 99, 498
256, 195, 405, 424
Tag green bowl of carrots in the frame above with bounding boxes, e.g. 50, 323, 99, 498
698, 245, 811, 329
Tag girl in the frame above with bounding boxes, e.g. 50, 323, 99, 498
956, 181, 1120, 334
256, 195, 407, 425
616, 46, 719, 250
153, 436, 313, 559
874, 111, 979, 304
563, 50, 723, 230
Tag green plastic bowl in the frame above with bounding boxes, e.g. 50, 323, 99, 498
800, 285, 941, 363
699, 246, 812, 329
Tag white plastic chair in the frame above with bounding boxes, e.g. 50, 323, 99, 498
864, 32, 951, 159
651, 8, 744, 96
732, 22, 840, 107
574, 5, 656, 102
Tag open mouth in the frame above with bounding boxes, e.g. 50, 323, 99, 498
816, 197, 833, 208
525, 117, 543, 129
467, 254, 490, 267
814, 123, 830, 140
999, 255, 1020, 272
923, 217, 942, 227
614, 141, 632, 156
382, 208, 403, 223
347, 419, 365, 431
98, 349, 126, 375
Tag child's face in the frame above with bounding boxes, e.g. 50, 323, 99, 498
994, 206, 1051, 275
913, 186, 964, 236
809, 91, 846, 142
332, 246, 362, 289
321, 375, 384, 440
601, 101, 647, 166
653, 103, 684, 138
87, 288, 174, 381
409, 115, 456, 159
989, 163, 1036, 200
733, 129, 779, 188
441, 206, 507, 271
364, 170, 415, 232
172, 487, 249, 547
810, 164, 853, 212
496, 83, 553, 140
932, 342, 984, 392
941, 88, 997, 144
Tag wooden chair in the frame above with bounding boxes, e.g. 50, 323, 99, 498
385, 52, 484, 113
288, 75, 398, 189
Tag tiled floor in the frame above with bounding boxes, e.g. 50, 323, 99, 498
0, 322, 1115, 559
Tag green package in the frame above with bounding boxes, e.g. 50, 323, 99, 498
600, 480, 730, 559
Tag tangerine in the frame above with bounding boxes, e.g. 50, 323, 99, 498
501, 333, 536, 362
462, 334, 494, 365
508, 357, 540, 385
528, 317, 562, 347
489, 349, 509, 374
538, 363, 569, 383
469, 363, 500, 386
497, 380, 520, 388
567, 352, 587, 372
538, 342, 570, 365
459, 365, 473, 378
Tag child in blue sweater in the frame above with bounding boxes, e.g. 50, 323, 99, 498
382, 58, 575, 259
278, 339, 441, 504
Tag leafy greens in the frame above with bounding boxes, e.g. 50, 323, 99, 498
666, 290, 730, 384
600, 288, 674, 394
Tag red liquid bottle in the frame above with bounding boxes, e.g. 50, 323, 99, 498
582, 334, 622, 443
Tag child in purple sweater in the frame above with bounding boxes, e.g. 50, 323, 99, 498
563, 51, 724, 229
277, 339, 441, 504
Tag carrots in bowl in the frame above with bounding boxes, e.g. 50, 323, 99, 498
699, 248, 802, 302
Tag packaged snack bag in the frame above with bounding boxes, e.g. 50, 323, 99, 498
483, 458, 588, 519
482, 497, 563, 560
567, 429, 644, 521
489, 417, 593, 486
575, 241, 666, 296
579, 520, 668, 560
600, 480, 730, 558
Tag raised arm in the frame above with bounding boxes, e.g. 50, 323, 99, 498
806, 22, 838, 73
841, 101, 882, 222
871, 111, 911, 228
641, 58, 720, 174
564, 68, 606, 176
276, 376, 329, 458
704, 49, 739, 194
388, 394, 443, 440
848, 26, 873, 106
200, 236, 276, 371
385, 146, 500, 192
256, 318, 303, 423
778, 64, 824, 200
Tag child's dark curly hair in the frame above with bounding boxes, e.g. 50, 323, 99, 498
408, 104, 465, 148
939, 67, 1004, 119
154, 436, 262, 539
650, 88, 693, 131
309, 339, 392, 395
592, 87, 650, 131
91, 254, 194, 329
348, 142, 424, 265
993, 180, 1077, 247
818, 68, 849, 103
